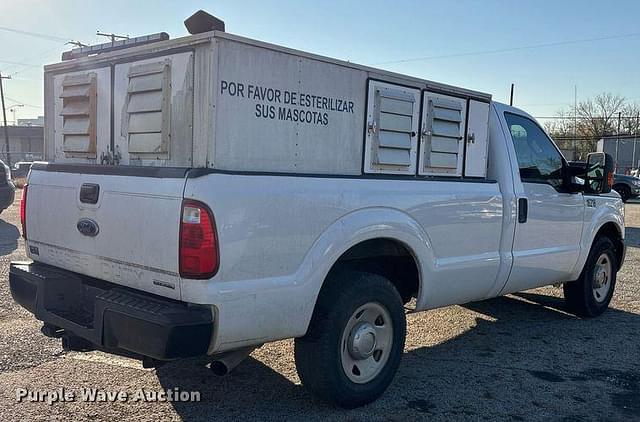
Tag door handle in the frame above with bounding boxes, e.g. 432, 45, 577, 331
518, 198, 528, 223
80, 183, 100, 204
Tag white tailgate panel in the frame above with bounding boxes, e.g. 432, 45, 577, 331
26, 170, 185, 299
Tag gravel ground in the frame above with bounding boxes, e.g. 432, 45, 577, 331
0, 190, 639, 421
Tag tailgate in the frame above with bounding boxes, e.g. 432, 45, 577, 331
25, 165, 187, 300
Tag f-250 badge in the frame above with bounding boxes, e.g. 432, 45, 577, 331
586, 199, 597, 208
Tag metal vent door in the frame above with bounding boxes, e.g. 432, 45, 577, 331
419, 92, 466, 176
464, 100, 490, 178
51, 67, 112, 163
364, 81, 420, 174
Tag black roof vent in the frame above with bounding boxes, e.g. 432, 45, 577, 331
184, 10, 225, 34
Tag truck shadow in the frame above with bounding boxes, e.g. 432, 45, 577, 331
0, 219, 19, 256
155, 291, 640, 420
625, 227, 640, 248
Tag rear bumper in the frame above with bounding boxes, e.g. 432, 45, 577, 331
9, 262, 213, 360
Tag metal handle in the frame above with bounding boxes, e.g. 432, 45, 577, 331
518, 198, 528, 223
367, 120, 378, 134
421, 122, 431, 137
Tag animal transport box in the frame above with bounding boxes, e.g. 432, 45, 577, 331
44, 30, 491, 177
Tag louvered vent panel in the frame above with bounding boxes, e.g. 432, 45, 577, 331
375, 92, 414, 166
421, 96, 465, 174
364, 81, 420, 174
126, 61, 170, 155
60, 73, 97, 156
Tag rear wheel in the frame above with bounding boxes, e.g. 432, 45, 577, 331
563, 236, 617, 317
294, 271, 406, 408
614, 185, 631, 202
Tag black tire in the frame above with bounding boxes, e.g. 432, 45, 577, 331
294, 271, 406, 408
563, 236, 617, 317
614, 185, 631, 202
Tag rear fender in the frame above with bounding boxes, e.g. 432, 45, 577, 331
299, 207, 434, 330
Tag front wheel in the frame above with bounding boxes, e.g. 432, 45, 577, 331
614, 185, 631, 202
294, 271, 406, 408
563, 236, 617, 317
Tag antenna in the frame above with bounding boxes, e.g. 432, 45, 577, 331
96, 31, 129, 43
66, 40, 90, 48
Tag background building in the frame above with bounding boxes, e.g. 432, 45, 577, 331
0, 125, 44, 165
17, 116, 44, 127
597, 136, 640, 174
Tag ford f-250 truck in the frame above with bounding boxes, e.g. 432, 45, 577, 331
9, 11, 625, 408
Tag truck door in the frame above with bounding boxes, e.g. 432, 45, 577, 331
501, 112, 584, 294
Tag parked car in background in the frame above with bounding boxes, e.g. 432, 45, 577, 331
569, 160, 639, 202
12, 161, 33, 179
11, 162, 33, 188
611, 173, 640, 202
0, 160, 16, 214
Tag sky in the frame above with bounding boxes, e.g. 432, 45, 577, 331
1, 0, 640, 125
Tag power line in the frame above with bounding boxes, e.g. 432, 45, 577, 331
0, 59, 40, 68
4, 96, 42, 109
372, 32, 640, 65
1, 45, 68, 77
518, 102, 573, 107
0, 26, 69, 42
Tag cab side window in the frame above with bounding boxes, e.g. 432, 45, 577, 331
504, 113, 564, 189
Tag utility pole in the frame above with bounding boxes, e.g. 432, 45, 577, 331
509, 83, 514, 106
96, 31, 129, 44
573, 85, 577, 159
0, 73, 11, 166
615, 111, 621, 173
633, 111, 639, 171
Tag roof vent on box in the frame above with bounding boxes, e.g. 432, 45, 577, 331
184, 10, 225, 34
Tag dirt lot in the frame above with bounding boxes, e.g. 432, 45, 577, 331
0, 190, 639, 421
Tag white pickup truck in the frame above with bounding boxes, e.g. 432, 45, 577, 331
10, 12, 625, 408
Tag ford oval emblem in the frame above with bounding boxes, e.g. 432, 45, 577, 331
77, 218, 99, 237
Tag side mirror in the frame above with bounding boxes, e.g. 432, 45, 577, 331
585, 152, 614, 194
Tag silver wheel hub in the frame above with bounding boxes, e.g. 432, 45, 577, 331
340, 302, 393, 384
592, 253, 612, 303
348, 322, 377, 360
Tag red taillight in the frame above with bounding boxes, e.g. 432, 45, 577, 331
179, 199, 219, 279
20, 184, 27, 239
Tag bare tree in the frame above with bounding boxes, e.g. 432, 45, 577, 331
621, 103, 640, 135
545, 93, 627, 160
575, 93, 625, 139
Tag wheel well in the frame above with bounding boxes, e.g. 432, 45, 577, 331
326, 238, 420, 304
596, 222, 624, 270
